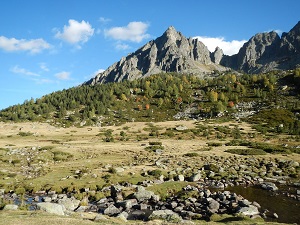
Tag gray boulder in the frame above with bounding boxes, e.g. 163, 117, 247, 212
261, 182, 278, 191
236, 205, 260, 216
58, 197, 80, 211
3, 204, 18, 211
177, 174, 185, 182
207, 198, 220, 213
133, 186, 159, 202
148, 209, 182, 222
103, 204, 121, 216
189, 172, 202, 182
36, 202, 65, 215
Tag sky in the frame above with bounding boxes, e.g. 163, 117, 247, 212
0, 0, 299, 110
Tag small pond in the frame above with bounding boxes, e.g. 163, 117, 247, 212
226, 185, 300, 224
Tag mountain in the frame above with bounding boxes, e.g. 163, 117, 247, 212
85, 22, 300, 85
84, 26, 228, 85
222, 21, 300, 73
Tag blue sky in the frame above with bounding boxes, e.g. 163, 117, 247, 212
0, 0, 299, 110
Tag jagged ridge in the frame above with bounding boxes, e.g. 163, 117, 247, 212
86, 21, 300, 85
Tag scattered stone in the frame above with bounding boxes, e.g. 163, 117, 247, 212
175, 125, 188, 131
177, 174, 185, 182
189, 172, 202, 182
115, 167, 125, 173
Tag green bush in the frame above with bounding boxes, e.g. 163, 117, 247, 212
18, 131, 34, 136
183, 152, 199, 157
148, 169, 163, 178
225, 148, 267, 155
108, 167, 117, 174
149, 141, 162, 146
207, 142, 222, 147
52, 150, 73, 161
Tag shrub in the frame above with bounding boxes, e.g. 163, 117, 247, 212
225, 148, 267, 155
183, 152, 199, 157
149, 141, 162, 146
52, 150, 73, 161
225, 139, 251, 146
207, 142, 222, 147
18, 131, 34, 137
108, 167, 117, 174
148, 169, 163, 178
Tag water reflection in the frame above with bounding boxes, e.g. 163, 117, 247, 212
226, 185, 300, 224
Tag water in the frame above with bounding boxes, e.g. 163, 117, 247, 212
226, 185, 300, 224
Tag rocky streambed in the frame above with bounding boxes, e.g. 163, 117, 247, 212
1, 155, 299, 223
1, 180, 300, 224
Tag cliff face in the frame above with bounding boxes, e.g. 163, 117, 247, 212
85, 21, 300, 85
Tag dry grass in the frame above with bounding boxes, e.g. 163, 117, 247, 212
0, 210, 291, 225
0, 120, 299, 224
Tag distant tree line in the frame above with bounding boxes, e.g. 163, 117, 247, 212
0, 70, 299, 133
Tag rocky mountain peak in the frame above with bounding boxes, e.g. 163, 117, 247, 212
85, 26, 228, 85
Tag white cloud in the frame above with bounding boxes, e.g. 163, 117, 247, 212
115, 43, 130, 50
265, 29, 283, 36
104, 21, 150, 43
99, 17, 111, 24
55, 71, 71, 80
40, 63, 49, 72
11, 65, 40, 77
32, 78, 54, 84
93, 68, 105, 76
54, 19, 94, 45
193, 36, 247, 56
0, 36, 51, 54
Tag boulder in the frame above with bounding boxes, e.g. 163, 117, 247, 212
94, 214, 109, 221
177, 174, 185, 182
58, 197, 80, 211
261, 182, 278, 191
103, 204, 121, 216
42, 196, 52, 202
189, 172, 202, 182
117, 211, 129, 222
148, 209, 182, 222
133, 186, 159, 202
36, 202, 65, 215
116, 199, 137, 210
236, 205, 259, 216
207, 198, 220, 213
3, 204, 18, 211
